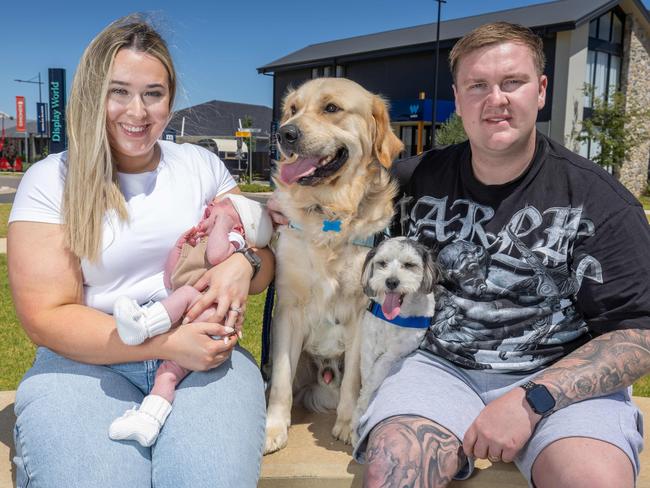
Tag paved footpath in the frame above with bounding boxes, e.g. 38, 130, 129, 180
0, 238, 5, 254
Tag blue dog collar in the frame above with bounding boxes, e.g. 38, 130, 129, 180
288, 220, 378, 248
369, 301, 431, 329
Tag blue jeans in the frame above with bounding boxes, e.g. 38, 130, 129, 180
13, 346, 266, 487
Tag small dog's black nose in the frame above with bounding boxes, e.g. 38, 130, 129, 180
385, 278, 399, 290
277, 124, 301, 146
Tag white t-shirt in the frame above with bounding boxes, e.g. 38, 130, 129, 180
9, 141, 237, 314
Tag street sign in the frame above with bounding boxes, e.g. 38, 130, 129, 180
37, 102, 47, 135
236, 131, 252, 137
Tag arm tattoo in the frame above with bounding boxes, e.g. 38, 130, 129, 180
364, 415, 464, 488
535, 328, 650, 410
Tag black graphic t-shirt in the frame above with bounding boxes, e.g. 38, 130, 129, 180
399, 132, 650, 372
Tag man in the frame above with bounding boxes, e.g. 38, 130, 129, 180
353, 22, 649, 487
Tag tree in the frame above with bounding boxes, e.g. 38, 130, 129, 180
574, 85, 649, 177
435, 112, 467, 146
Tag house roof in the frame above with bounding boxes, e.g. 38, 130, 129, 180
167, 100, 272, 137
258, 0, 649, 73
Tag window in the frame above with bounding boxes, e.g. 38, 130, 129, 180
583, 9, 625, 159
585, 10, 625, 105
594, 51, 608, 101
589, 19, 598, 38
584, 51, 596, 108
608, 55, 620, 99
335, 65, 345, 78
612, 14, 623, 44
312, 66, 334, 78
598, 12, 611, 41
589, 10, 624, 44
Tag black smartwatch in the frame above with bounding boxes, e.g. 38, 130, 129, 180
520, 381, 556, 417
236, 247, 262, 279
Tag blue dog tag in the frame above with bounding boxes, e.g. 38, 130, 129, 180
322, 219, 342, 232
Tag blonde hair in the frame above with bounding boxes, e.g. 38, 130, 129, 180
449, 22, 546, 83
64, 14, 176, 262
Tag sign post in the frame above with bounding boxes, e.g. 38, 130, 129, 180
15, 96, 28, 163
236, 129, 260, 182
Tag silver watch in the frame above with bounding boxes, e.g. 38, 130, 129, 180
236, 247, 262, 279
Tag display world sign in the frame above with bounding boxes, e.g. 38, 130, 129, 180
48, 68, 67, 153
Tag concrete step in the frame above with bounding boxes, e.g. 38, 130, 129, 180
1, 390, 649, 487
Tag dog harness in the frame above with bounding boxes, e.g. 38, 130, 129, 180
368, 301, 432, 329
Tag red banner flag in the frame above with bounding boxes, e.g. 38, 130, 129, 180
16, 96, 26, 133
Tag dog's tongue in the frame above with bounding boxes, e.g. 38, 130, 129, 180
382, 292, 401, 320
322, 369, 333, 384
279, 157, 320, 184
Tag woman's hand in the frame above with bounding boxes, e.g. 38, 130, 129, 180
162, 320, 239, 371
184, 252, 252, 331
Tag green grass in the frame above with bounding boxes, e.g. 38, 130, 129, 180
0, 203, 11, 238
634, 375, 650, 397
0, 254, 37, 390
239, 291, 266, 364
238, 182, 272, 193
638, 195, 650, 209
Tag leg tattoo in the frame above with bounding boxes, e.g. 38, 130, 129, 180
364, 415, 465, 488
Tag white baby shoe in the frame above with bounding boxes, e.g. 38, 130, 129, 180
108, 395, 173, 447
113, 297, 172, 345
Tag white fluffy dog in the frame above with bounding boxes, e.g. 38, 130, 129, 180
352, 237, 438, 445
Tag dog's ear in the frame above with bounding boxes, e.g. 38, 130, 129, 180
372, 96, 404, 169
280, 86, 297, 123
418, 245, 440, 295
361, 247, 378, 298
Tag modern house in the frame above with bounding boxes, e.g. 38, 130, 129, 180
166, 100, 273, 178
258, 0, 650, 196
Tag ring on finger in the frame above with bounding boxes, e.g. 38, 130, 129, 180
229, 305, 243, 314
488, 455, 500, 463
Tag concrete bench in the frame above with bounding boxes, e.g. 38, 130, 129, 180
1, 390, 649, 487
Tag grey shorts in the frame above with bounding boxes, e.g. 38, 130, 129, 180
353, 350, 644, 486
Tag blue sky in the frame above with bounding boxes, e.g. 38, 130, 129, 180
3, 0, 649, 121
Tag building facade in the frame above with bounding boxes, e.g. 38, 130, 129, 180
258, 0, 650, 195
166, 99, 273, 178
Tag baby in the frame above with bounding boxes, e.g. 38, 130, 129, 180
109, 194, 273, 447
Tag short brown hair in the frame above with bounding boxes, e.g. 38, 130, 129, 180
449, 22, 546, 83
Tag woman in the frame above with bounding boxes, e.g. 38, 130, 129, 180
8, 14, 272, 488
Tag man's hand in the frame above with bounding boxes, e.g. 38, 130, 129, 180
463, 386, 541, 463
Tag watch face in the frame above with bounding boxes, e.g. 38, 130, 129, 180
527, 385, 555, 414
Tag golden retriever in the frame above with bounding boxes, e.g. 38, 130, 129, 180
264, 78, 403, 454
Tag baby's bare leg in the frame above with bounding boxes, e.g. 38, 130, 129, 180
160, 285, 202, 325
151, 360, 190, 404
